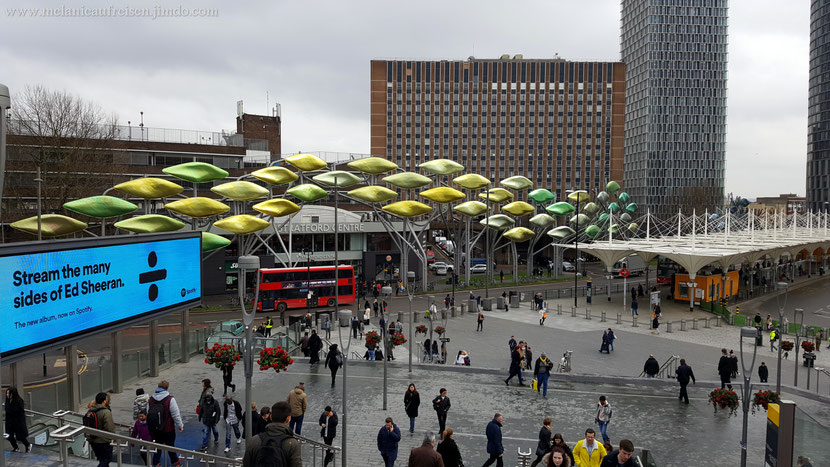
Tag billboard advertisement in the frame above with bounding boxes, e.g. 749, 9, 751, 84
0, 232, 202, 359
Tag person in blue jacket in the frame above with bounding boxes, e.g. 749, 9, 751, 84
482, 413, 504, 467
377, 416, 402, 467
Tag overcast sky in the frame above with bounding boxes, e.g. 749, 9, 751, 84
0, 0, 810, 198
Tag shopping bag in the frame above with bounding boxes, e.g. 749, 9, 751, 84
531, 378, 538, 391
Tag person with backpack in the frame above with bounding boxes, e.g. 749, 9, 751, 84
242, 401, 302, 467
85, 392, 115, 467
324, 344, 343, 387
5, 387, 31, 453
377, 417, 402, 467
223, 394, 244, 453
198, 389, 221, 451
130, 410, 153, 464
148, 381, 184, 467
319, 406, 338, 467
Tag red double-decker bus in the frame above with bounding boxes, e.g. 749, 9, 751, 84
257, 265, 356, 313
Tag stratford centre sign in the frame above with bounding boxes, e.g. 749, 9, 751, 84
277, 223, 365, 233
0, 232, 202, 360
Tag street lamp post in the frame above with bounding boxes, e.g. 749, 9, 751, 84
381, 286, 393, 410
774, 281, 788, 393
407, 270, 415, 373
738, 326, 759, 467
794, 308, 804, 387
237, 255, 261, 444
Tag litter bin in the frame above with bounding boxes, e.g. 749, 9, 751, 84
338, 309, 351, 327
803, 352, 816, 368
509, 295, 519, 308
497, 297, 505, 310
482, 297, 493, 311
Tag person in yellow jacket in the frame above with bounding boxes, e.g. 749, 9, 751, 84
572, 428, 606, 467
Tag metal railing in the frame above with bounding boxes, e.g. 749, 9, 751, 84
638, 355, 679, 379
29, 408, 341, 467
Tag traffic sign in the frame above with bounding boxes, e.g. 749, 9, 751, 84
620, 268, 630, 278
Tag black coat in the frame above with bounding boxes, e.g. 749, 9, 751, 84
759, 365, 769, 380
223, 399, 243, 423
432, 395, 451, 414
552, 441, 575, 465
536, 426, 552, 453
308, 334, 323, 353
675, 364, 696, 384
325, 347, 342, 371
510, 349, 523, 372
729, 356, 739, 373
436, 437, 463, 467
644, 357, 660, 376
717, 355, 731, 377
319, 411, 338, 439
404, 391, 420, 418
199, 397, 222, 426
4, 397, 27, 436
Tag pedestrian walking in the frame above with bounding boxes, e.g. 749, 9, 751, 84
675, 358, 696, 404
133, 387, 149, 421
525, 344, 534, 374
322, 316, 332, 339
606, 329, 616, 351
409, 431, 443, 467
599, 439, 636, 467
482, 413, 504, 467
759, 362, 769, 383
631, 297, 639, 316
599, 331, 610, 354
222, 362, 236, 396
256, 406, 271, 436
594, 396, 612, 444
573, 429, 606, 467
308, 329, 323, 365
325, 344, 343, 387
404, 384, 421, 434
500, 270, 505, 282
529, 417, 553, 467
198, 389, 220, 450
5, 387, 31, 454
651, 308, 661, 334
505, 344, 525, 386
147, 381, 184, 467
539, 307, 547, 325
241, 401, 302, 467
770, 328, 778, 352
638, 284, 644, 297
374, 298, 380, 316
534, 353, 553, 397
432, 388, 451, 434
423, 338, 433, 363
551, 434, 575, 465
718, 348, 733, 390
286, 382, 308, 435
319, 406, 338, 466
352, 315, 360, 339
264, 316, 274, 337
86, 392, 115, 467
249, 402, 262, 437
508, 336, 517, 354
436, 428, 463, 467
643, 355, 659, 378
222, 395, 243, 453
377, 417, 402, 467
729, 349, 739, 379
300, 332, 310, 357
130, 410, 153, 464
541, 446, 572, 467
477, 311, 485, 331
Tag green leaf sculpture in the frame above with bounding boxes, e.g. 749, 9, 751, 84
211, 181, 269, 201
347, 186, 398, 203
383, 172, 432, 189
503, 227, 535, 242
162, 162, 229, 183
312, 170, 362, 187
528, 189, 555, 204
606, 180, 621, 194
548, 226, 575, 239
253, 198, 302, 217
453, 201, 488, 217
479, 214, 515, 230
202, 232, 232, 252
347, 157, 399, 174
546, 201, 576, 216
381, 200, 433, 217
453, 173, 491, 190
63, 196, 138, 218
286, 184, 329, 202
113, 178, 183, 199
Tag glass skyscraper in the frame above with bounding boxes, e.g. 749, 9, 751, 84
621, 0, 728, 218
808, 0, 830, 212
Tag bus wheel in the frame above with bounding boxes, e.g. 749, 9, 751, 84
327, 298, 336, 307
277, 302, 287, 313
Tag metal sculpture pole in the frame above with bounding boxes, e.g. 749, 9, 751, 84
775, 282, 788, 393
738, 327, 758, 467
238, 255, 261, 444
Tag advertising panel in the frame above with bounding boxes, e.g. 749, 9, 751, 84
0, 233, 201, 359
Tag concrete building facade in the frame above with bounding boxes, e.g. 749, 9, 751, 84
621, 0, 728, 217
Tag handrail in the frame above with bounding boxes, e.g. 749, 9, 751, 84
639, 355, 679, 379
25, 408, 134, 432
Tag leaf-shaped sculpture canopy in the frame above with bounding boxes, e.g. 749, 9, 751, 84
286, 184, 329, 202
418, 159, 464, 175
211, 181, 269, 201
500, 176, 534, 191
250, 166, 298, 186
253, 198, 302, 217
347, 157, 398, 174
347, 186, 398, 203
503, 227, 535, 242
381, 200, 433, 218
114, 178, 183, 199
453, 173, 491, 190
202, 232, 232, 252
164, 197, 230, 218
114, 214, 185, 233
213, 215, 270, 234
11, 214, 87, 237
63, 196, 138, 219
419, 187, 465, 204
162, 162, 228, 183
383, 172, 432, 189
502, 201, 535, 217
528, 189, 555, 204
453, 201, 488, 217
312, 171, 362, 187
285, 153, 327, 171
479, 214, 515, 230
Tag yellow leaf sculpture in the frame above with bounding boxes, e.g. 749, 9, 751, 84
418, 159, 464, 175
211, 181, 269, 201
500, 176, 534, 191
347, 157, 399, 174
11, 214, 88, 237
114, 215, 185, 233
453, 173, 491, 190
312, 171, 362, 187
567, 190, 590, 204
453, 201, 488, 217
381, 201, 433, 217
213, 215, 270, 234
113, 178, 183, 199
503, 227, 536, 242
382, 172, 432, 189
347, 186, 398, 203
479, 188, 514, 203
164, 197, 230, 218
419, 187, 465, 204
253, 199, 302, 217
250, 167, 298, 186
502, 201, 535, 217
285, 153, 328, 171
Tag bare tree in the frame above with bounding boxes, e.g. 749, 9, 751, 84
6, 85, 118, 217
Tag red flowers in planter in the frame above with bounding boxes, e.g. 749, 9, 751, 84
204, 343, 241, 369
365, 330, 380, 349
415, 325, 427, 334
391, 333, 407, 347
708, 388, 739, 416
257, 346, 293, 373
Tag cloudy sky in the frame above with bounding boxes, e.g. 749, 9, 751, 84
0, 0, 810, 198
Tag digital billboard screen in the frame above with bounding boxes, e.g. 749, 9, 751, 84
0, 233, 202, 359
